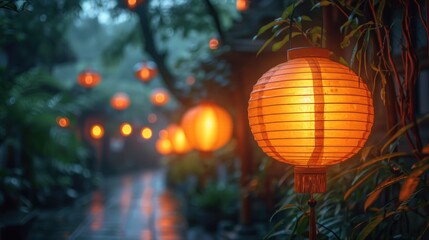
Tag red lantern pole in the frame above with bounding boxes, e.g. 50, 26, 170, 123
308, 194, 317, 240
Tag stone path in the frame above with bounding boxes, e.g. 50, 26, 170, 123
27, 170, 187, 240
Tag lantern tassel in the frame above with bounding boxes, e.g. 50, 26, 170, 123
294, 166, 326, 193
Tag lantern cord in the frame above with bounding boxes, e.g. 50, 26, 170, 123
289, 3, 297, 50
308, 194, 317, 240
320, 0, 325, 48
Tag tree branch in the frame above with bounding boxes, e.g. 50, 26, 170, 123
135, 1, 192, 106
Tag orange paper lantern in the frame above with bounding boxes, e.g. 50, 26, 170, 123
156, 137, 172, 155
120, 122, 133, 137
90, 124, 104, 140
236, 0, 250, 11
182, 102, 233, 152
56, 117, 70, 128
248, 48, 374, 193
126, 0, 144, 9
150, 88, 170, 106
77, 69, 101, 88
141, 127, 153, 140
166, 124, 192, 155
134, 61, 157, 83
209, 38, 219, 50
111, 92, 130, 111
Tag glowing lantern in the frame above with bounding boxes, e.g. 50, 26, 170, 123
248, 48, 374, 193
141, 127, 153, 140
186, 76, 196, 86
148, 113, 157, 123
156, 137, 172, 155
56, 117, 70, 128
209, 38, 219, 50
134, 61, 157, 83
126, 0, 143, 9
90, 124, 104, 140
120, 123, 133, 137
150, 88, 170, 106
182, 102, 233, 152
77, 69, 101, 88
236, 0, 249, 11
111, 92, 130, 111
166, 124, 192, 154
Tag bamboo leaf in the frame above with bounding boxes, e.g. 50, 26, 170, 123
256, 19, 286, 37
272, 32, 300, 51
365, 175, 407, 210
359, 152, 410, 170
257, 34, 276, 55
344, 167, 379, 200
399, 177, 419, 202
311, 0, 333, 11
270, 203, 300, 221
381, 114, 429, 153
356, 215, 384, 240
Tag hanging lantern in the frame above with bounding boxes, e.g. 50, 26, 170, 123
209, 38, 219, 50
126, 0, 144, 9
56, 117, 70, 128
150, 88, 170, 106
236, 0, 250, 11
166, 124, 192, 155
111, 92, 130, 111
141, 127, 153, 140
134, 61, 157, 83
77, 69, 101, 88
148, 113, 158, 123
182, 102, 233, 152
248, 48, 374, 193
120, 122, 133, 137
156, 137, 172, 155
90, 124, 104, 140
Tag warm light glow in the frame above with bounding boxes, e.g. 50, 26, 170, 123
77, 70, 101, 88
166, 124, 192, 154
56, 117, 70, 128
90, 124, 104, 140
248, 48, 374, 167
150, 88, 170, 106
186, 76, 196, 85
141, 127, 153, 140
111, 92, 130, 111
120, 123, 133, 137
182, 102, 233, 152
134, 61, 157, 82
156, 137, 172, 155
127, 0, 137, 8
159, 129, 168, 138
148, 113, 157, 123
248, 48, 374, 193
209, 38, 219, 50
236, 0, 249, 11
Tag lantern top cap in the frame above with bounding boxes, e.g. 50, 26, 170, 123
287, 47, 330, 60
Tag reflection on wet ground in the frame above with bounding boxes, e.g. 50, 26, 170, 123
28, 170, 186, 240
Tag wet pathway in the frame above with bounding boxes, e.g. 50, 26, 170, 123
28, 170, 187, 240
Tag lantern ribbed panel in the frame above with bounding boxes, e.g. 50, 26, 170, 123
248, 48, 374, 167
181, 102, 233, 152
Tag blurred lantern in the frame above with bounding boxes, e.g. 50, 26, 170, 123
156, 137, 172, 155
209, 38, 219, 50
120, 122, 133, 137
134, 61, 157, 83
166, 124, 192, 154
159, 129, 168, 138
423, 143, 429, 154
148, 113, 158, 123
56, 117, 70, 128
186, 76, 196, 86
182, 102, 233, 152
150, 88, 170, 106
90, 124, 104, 140
236, 0, 249, 11
77, 69, 101, 88
126, 0, 144, 9
248, 48, 374, 193
111, 92, 130, 111
141, 127, 153, 140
